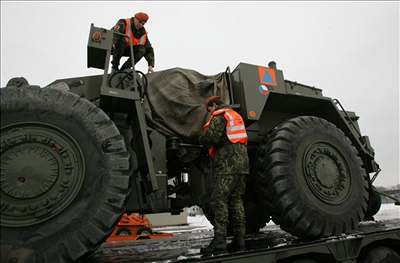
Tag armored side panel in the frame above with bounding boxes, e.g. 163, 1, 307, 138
231, 62, 323, 122
231, 62, 280, 121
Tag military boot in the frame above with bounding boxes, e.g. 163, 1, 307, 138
200, 234, 227, 255
229, 236, 245, 252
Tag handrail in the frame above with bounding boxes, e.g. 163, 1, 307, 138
370, 168, 381, 184
333, 99, 363, 138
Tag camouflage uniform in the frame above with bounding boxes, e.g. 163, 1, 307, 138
199, 113, 249, 238
111, 19, 155, 70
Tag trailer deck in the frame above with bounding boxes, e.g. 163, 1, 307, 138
88, 217, 400, 263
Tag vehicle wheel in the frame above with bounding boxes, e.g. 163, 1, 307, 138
364, 187, 382, 220
254, 116, 369, 238
0, 87, 130, 262
361, 246, 400, 263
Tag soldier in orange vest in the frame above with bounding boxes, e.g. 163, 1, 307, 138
111, 12, 155, 73
199, 96, 249, 255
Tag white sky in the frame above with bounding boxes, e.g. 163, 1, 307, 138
1, 1, 399, 187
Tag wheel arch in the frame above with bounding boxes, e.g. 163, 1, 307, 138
253, 92, 377, 174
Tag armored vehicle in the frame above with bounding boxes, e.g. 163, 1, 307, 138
0, 24, 383, 262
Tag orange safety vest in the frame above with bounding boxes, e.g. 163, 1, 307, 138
124, 18, 148, 46
203, 108, 248, 158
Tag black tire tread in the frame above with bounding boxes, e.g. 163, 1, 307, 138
0, 87, 131, 263
254, 116, 369, 238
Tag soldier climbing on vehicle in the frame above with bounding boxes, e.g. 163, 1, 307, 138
111, 12, 155, 73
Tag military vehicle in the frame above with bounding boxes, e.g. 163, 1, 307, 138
0, 24, 386, 262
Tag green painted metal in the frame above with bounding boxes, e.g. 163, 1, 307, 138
230, 62, 377, 173
1, 122, 85, 227
303, 142, 351, 205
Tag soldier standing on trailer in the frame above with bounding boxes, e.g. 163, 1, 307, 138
199, 96, 250, 255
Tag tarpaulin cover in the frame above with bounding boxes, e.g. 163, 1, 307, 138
144, 67, 230, 141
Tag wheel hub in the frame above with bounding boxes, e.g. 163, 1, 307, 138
2, 144, 59, 199
303, 142, 351, 205
1, 122, 85, 227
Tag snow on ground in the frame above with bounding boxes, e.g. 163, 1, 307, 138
374, 203, 400, 221
187, 214, 214, 229
156, 203, 399, 233
152, 215, 213, 233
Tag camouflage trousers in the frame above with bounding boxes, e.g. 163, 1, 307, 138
111, 41, 146, 70
210, 173, 247, 237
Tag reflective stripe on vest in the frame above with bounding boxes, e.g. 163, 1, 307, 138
124, 18, 147, 46
203, 108, 247, 157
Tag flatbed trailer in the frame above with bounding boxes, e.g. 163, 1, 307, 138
89, 218, 400, 263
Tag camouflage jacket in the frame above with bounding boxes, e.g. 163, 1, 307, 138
199, 114, 249, 174
112, 19, 155, 67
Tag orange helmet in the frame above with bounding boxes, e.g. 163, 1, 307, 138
134, 12, 149, 23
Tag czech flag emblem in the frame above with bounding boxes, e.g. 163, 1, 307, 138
259, 84, 269, 95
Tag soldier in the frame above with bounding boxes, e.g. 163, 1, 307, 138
111, 12, 155, 73
199, 96, 249, 254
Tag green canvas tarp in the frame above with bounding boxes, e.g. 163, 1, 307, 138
144, 67, 230, 141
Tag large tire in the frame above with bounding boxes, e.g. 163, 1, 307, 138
0, 87, 130, 262
254, 116, 369, 239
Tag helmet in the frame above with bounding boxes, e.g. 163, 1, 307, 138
134, 12, 149, 23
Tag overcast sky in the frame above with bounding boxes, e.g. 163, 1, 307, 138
1, 1, 399, 187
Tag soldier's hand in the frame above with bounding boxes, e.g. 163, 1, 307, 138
148, 65, 154, 74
